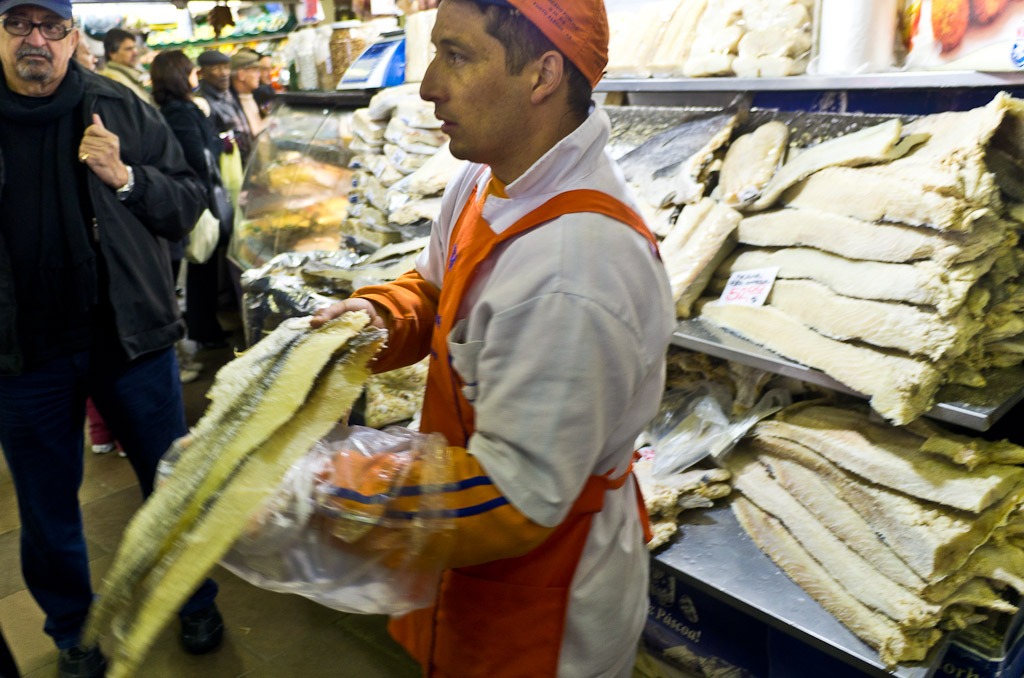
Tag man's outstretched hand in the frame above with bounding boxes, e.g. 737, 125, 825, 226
311, 298, 389, 330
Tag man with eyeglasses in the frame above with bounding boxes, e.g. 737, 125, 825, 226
0, 0, 224, 676
97, 27, 153, 106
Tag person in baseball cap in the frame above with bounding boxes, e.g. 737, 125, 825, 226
312, 1, 669, 676
0, 0, 71, 20
473, 0, 608, 87
196, 48, 229, 67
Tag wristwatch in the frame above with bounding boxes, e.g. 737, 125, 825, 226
116, 165, 135, 201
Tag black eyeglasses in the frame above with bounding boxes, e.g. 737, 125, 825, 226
2, 16, 72, 40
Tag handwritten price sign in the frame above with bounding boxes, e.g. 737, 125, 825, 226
718, 267, 779, 307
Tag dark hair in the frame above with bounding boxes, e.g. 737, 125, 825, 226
151, 50, 195, 107
469, 1, 591, 121
103, 28, 135, 59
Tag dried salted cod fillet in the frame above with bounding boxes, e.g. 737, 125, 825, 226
784, 97, 1018, 224
104, 329, 386, 678
902, 418, 1024, 469
783, 167, 989, 231
866, 94, 1019, 206
765, 279, 982, 360
726, 450, 941, 627
749, 449, 925, 591
82, 319, 326, 644
758, 413, 1024, 513
715, 121, 789, 208
635, 460, 731, 517
662, 198, 742, 317
647, 0, 709, 77
731, 496, 941, 665
748, 119, 926, 211
753, 435, 1024, 583
925, 542, 1024, 602
698, 302, 942, 424
83, 313, 378, 649
716, 245, 1000, 316
737, 208, 1007, 266
734, 452, 1017, 628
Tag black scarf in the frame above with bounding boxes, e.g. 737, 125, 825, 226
0, 65, 99, 364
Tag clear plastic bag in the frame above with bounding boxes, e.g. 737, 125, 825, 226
642, 383, 790, 476
216, 426, 455, 615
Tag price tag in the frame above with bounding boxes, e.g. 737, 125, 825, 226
718, 267, 779, 307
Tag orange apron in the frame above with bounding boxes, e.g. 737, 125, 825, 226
390, 182, 659, 677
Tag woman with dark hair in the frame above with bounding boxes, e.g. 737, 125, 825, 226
151, 50, 230, 357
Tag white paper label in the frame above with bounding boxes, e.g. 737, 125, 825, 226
370, 0, 398, 14
718, 267, 779, 307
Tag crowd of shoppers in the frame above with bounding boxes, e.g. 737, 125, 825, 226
0, 2, 276, 676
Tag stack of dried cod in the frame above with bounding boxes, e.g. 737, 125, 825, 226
687, 92, 1024, 424
82, 313, 385, 677
724, 402, 1024, 665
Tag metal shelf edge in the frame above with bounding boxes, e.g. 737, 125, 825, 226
672, 319, 1024, 431
597, 72, 1024, 92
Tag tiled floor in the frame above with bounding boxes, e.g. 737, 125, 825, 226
0, 332, 422, 678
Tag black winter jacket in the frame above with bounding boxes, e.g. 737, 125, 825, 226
0, 62, 205, 375
196, 80, 253, 161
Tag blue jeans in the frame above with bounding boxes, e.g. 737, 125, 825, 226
0, 346, 217, 650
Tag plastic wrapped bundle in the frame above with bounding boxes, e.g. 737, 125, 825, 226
220, 426, 455, 615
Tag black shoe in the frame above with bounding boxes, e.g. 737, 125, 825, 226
57, 645, 107, 678
179, 604, 224, 655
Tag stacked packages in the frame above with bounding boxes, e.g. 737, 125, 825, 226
347, 85, 461, 248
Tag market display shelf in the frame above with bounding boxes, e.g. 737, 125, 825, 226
597, 71, 1024, 93
672, 318, 1024, 431
654, 503, 947, 678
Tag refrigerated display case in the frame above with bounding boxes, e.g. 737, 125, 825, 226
230, 92, 373, 271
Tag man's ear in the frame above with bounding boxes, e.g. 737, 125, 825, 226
530, 50, 564, 105
70, 27, 81, 52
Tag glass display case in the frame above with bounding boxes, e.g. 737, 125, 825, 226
230, 97, 366, 271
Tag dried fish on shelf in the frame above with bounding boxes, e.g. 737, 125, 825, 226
725, 402, 1024, 665
697, 93, 1024, 424
636, 459, 732, 550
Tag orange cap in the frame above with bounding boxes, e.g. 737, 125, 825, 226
505, 0, 609, 88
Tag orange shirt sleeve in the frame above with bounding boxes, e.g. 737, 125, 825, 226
352, 269, 440, 373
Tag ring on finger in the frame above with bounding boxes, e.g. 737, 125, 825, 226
79, 153, 89, 162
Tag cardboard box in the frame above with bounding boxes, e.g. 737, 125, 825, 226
646, 559, 1024, 678
938, 609, 1024, 678
645, 560, 768, 678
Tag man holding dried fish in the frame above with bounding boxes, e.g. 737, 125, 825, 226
313, 0, 674, 675
0, 0, 222, 674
